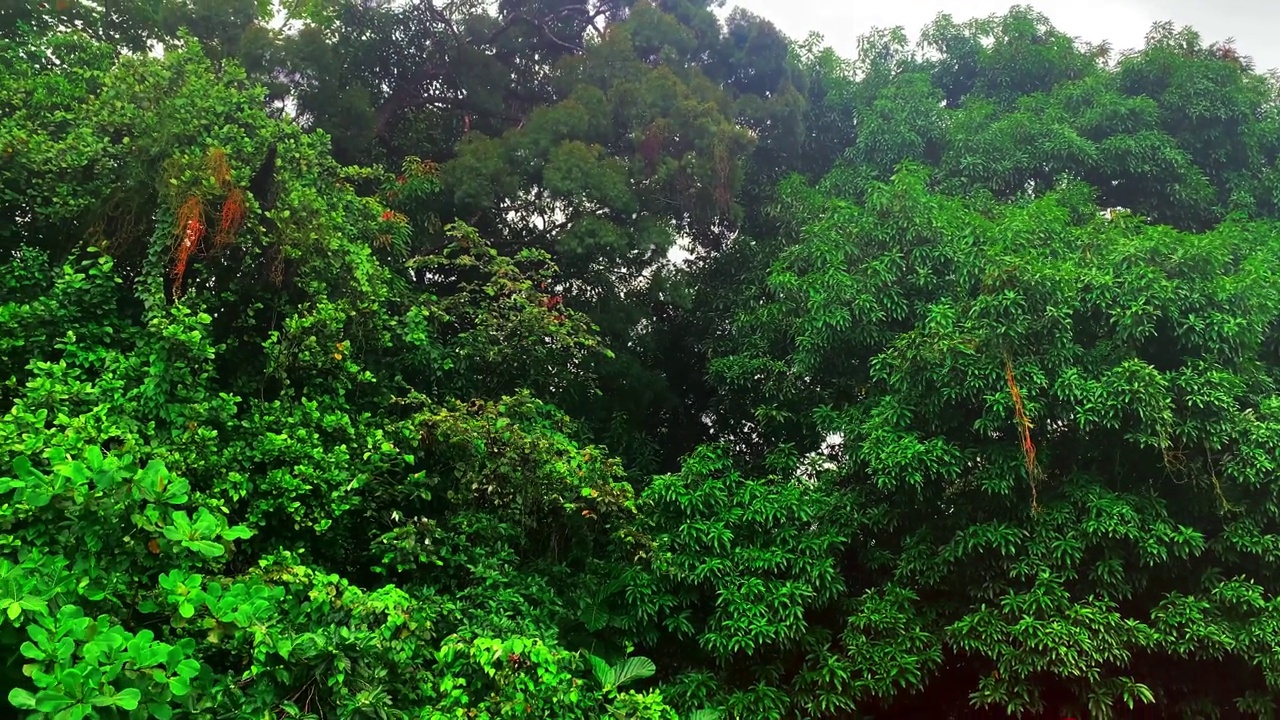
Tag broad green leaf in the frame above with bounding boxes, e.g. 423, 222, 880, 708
168, 675, 191, 697
113, 688, 141, 710
33, 690, 74, 713
587, 654, 612, 688
610, 656, 656, 688
221, 525, 253, 540
7, 687, 36, 709
182, 540, 225, 557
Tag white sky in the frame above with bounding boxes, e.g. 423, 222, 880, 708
727, 0, 1280, 73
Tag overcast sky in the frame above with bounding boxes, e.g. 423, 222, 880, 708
727, 0, 1280, 73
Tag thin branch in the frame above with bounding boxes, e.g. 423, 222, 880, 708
505, 13, 585, 53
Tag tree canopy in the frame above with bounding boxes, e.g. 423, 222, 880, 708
4, 2, 1280, 718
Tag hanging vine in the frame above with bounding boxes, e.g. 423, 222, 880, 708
170, 195, 205, 297
1003, 349, 1041, 512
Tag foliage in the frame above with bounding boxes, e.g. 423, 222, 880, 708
0, 20, 672, 720
713, 159, 1280, 715
7, 2, 1280, 719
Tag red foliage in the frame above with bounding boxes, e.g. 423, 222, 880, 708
172, 226, 203, 296
170, 196, 206, 296
214, 188, 246, 249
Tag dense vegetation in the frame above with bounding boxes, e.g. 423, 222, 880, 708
3, 1, 1280, 718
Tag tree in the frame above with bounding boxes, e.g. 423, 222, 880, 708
9, 3, 1280, 719
710, 159, 1280, 716
644, 9, 1280, 717
0, 23, 689, 719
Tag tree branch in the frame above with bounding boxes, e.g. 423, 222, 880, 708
375, 65, 451, 137
376, 2, 595, 139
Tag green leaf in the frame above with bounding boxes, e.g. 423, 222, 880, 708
7, 687, 36, 709
587, 654, 612, 688
183, 540, 225, 557
174, 659, 201, 679
168, 675, 191, 697
33, 690, 74, 713
12, 456, 39, 482
221, 525, 253, 540
113, 688, 141, 710
611, 656, 655, 688
580, 604, 608, 632
19, 641, 45, 661
169, 511, 194, 535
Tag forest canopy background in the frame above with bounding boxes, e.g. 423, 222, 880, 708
4, 1, 1280, 718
